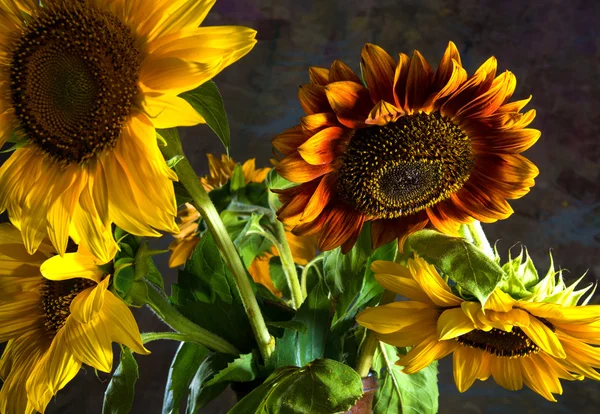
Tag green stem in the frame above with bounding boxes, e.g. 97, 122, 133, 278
355, 289, 396, 377
145, 286, 239, 355
466, 221, 494, 258
161, 133, 274, 361
272, 220, 304, 309
300, 256, 323, 299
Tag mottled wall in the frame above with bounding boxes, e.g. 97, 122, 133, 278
18, 0, 600, 412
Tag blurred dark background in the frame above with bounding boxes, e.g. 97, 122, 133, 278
1, 0, 598, 412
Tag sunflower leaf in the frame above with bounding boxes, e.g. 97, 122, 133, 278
372, 343, 439, 414
186, 353, 236, 413
162, 342, 210, 414
102, 346, 139, 414
229, 359, 363, 414
205, 352, 258, 386
180, 80, 230, 155
405, 229, 505, 305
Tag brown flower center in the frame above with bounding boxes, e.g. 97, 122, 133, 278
10, 3, 141, 165
456, 320, 555, 358
41, 278, 95, 337
337, 113, 473, 219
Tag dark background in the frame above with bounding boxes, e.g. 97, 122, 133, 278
2, 0, 598, 412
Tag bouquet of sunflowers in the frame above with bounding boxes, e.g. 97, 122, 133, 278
0, 1, 598, 413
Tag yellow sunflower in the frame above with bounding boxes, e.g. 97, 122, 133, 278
356, 256, 600, 401
0, 223, 149, 414
168, 154, 317, 296
273, 42, 539, 253
0, 0, 257, 263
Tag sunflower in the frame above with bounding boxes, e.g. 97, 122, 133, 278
273, 42, 540, 253
356, 256, 600, 401
168, 154, 317, 296
0, 223, 149, 414
0, 0, 257, 263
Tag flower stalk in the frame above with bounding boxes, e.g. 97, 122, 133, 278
355, 289, 396, 377
271, 220, 304, 309
161, 132, 275, 361
464, 221, 494, 258
145, 284, 239, 355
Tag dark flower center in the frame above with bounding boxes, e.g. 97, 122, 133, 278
456, 321, 554, 358
10, 3, 141, 165
337, 113, 473, 219
41, 278, 95, 337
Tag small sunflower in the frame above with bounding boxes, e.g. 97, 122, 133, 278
0, 223, 149, 414
273, 42, 540, 253
0, 0, 257, 263
168, 154, 317, 296
356, 256, 600, 401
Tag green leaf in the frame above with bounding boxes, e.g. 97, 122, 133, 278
113, 259, 135, 297
405, 230, 505, 305
268, 257, 291, 299
162, 342, 210, 414
372, 344, 439, 414
268, 282, 331, 369
181, 231, 233, 304
145, 256, 165, 292
205, 352, 258, 386
102, 346, 139, 414
180, 80, 230, 154
265, 320, 307, 334
186, 353, 235, 413
230, 359, 363, 414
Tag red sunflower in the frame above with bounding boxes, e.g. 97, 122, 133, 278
273, 42, 540, 253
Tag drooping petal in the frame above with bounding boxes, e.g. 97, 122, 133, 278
399, 335, 458, 374
70, 277, 110, 324
453, 346, 483, 392
490, 356, 523, 391
63, 316, 113, 373
356, 301, 439, 334
100, 292, 150, 355
324, 81, 373, 128
521, 317, 566, 359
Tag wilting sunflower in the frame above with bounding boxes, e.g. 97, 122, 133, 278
0, 0, 257, 263
356, 256, 600, 401
273, 42, 539, 252
169, 154, 316, 296
0, 223, 148, 414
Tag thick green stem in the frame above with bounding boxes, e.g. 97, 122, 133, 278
146, 286, 239, 355
466, 221, 494, 258
161, 134, 274, 361
355, 290, 397, 377
272, 220, 304, 309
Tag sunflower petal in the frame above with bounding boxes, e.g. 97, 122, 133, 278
356, 301, 438, 334
453, 346, 483, 392
40, 252, 103, 283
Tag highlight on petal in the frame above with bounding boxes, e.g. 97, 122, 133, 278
356, 301, 438, 334
40, 252, 103, 283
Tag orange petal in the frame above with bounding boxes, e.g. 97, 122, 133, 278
361, 43, 396, 104
309, 67, 330, 86
471, 128, 541, 154
329, 60, 361, 83
426, 205, 462, 236
404, 50, 434, 113
455, 71, 516, 120
298, 126, 347, 165
324, 81, 373, 128
365, 100, 404, 126
275, 153, 335, 183
498, 95, 532, 113
317, 205, 366, 251
392, 53, 411, 109
301, 174, 337, 222
433, 41, 462, 89
273, 125, 307, 156
298, 84, 330, 115
300, 112, 340, 134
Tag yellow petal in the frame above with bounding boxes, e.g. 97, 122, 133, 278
520, 354, 560, 402
453, 346, 483, 392
70, 277, 110, 324
484, 289, 516, 312
376, 321, 436, 347
374, 273, 433, 304
408, 257, 462, 307
399, 334, 458, 374
148, 0, 216, 40
437, 308, 475, 340
356, 301, 438, 334
40, 252, 103, 283
63, 316, 113, 373
26, 328, 81, 411
521, 317, 566, 359
460, 301, 492, 331
0, 292, 42, 342
142, 93, 205, 128
101, 292, 150, 355
140, 55, 222, 95
490, 355, 523, 391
